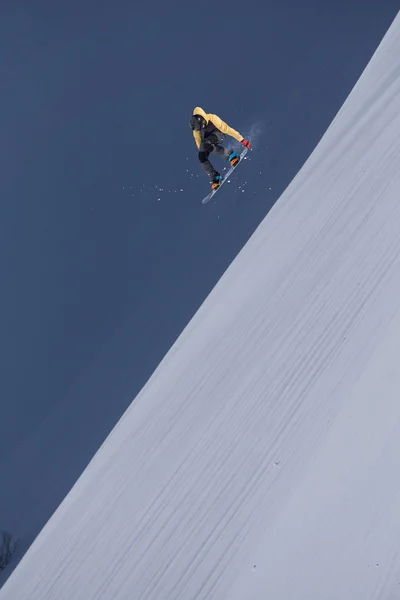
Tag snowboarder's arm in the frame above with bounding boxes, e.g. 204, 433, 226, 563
208, 114, 244, 143
193, 130, 202, 149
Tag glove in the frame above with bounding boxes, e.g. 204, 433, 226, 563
241, 139, 251, 149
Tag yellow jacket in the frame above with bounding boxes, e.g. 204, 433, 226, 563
192, 106, 244, 149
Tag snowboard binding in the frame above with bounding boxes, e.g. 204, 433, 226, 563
211, 174, 223, 190
228, 152, 240, 167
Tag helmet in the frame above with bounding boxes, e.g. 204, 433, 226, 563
189, 114, 206, 131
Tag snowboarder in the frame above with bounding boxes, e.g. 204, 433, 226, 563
189, 107, 251, 190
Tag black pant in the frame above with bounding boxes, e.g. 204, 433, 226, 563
198, 132, 232, 179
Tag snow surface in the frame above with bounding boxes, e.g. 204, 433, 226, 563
2, 13, 400, 600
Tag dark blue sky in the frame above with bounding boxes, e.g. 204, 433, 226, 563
1, 0, 398, 585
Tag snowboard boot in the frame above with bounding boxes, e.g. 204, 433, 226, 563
228, 151, 240, 167
211, 174, 222, 190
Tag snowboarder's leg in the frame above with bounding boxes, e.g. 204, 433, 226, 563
213, 145, 240, 166
213, 145, 231, 160
199, 149, 219, 178
198, 132, 238, 189
199, 139, 221, 183
199, 133, 230, 170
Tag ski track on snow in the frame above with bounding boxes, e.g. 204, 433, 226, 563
2, 13, 400, 600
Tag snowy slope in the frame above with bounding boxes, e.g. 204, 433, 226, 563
2, 13, 400, 600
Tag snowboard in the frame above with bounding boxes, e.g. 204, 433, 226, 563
201, 147, 248, 204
